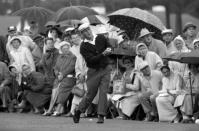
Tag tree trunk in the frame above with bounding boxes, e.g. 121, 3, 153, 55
175, 10, 182, 35
165, 4, 171, 28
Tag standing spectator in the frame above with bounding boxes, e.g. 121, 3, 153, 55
0, 36, 9, 64
183, 22, 197, 50
139, 28, 167, 58
73, 23, 112, 124
0, 61, 11, 111
9, 37, 35, 73
32, 35, 45, 71
40, 37, 59, 85
134, 43, 163, 71
168, 35, 190, 83
161, 29, 176, 55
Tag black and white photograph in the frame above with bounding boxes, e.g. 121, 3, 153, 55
0, 0, 199, 131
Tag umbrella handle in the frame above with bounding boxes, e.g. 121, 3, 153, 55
189, 72, 194, 110
116, 58, 119, 75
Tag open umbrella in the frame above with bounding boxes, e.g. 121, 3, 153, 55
53, 6, 98, 22
12, 6, 55, 32
81, 15, 109, 25
108, 8, 165, 40
57, 19, 82, 28
164, 50, 199, 64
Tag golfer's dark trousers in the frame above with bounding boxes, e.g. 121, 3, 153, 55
78, 65, 111, 116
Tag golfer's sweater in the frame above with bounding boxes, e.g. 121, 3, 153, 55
80, 35, 111, 69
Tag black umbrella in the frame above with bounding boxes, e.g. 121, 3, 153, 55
53, 6, 98, 22
12, 6, 55, 32
108, 8, 165, 40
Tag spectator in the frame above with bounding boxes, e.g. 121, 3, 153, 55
134, 43, 163, 70
16, 64, 52, 114
183, 22, 197, 50
139, 28, 167, 58
161, 29, 176, 55
0, 61, 12, 112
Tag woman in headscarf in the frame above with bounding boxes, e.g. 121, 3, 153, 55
9, 37, 35, 78
168, 35, 190, 84
134, 43, 163, 71
44, 41, 76, 116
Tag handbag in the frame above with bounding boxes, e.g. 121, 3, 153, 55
71, 83, 85, 97
113, 79, 125, 94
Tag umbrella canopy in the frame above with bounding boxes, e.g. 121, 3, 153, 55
180, 50, 199, 64
45, 21, 59, 28
110, 48, 136, 58
58, 19, 82, 28
108, 8, 165, 40
12, 6, 55, 32
53, 6, 98, 22
81, 15, 109, 25
164, 50, 199, 64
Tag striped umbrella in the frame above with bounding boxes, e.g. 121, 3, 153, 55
12, 6, 55, 32
81, 15, 109, 25
53, 6, 98, 22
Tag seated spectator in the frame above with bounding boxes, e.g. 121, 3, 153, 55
15, 64, 52, 114
111, 57, 140, 120
137, 61, 162, 122
156, 65, 185, 123
0, 61, 12, 112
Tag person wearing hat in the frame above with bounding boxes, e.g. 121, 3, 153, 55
162, 29, 176, 55
137, 61, 163, 122
0, 61, 12, 112
139, 28, 167, 58
183, 22, 197, 50
156, 65, 193, 123
31, 35, 45, 69
134, 43, 163, 71
73, 23, 112, 124
7, 26, 17, 39
50, 41, 76, 116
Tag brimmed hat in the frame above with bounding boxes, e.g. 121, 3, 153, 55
139, 28, 154, 38
78, 23, 90, 31
64, 27, 75, 33
162, 29, 173, 35
33, 35, 44, 42
8, 26, 17, 32
96, 26, 108, 34
183, 22, 197, 33
138, 61, 149, 71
